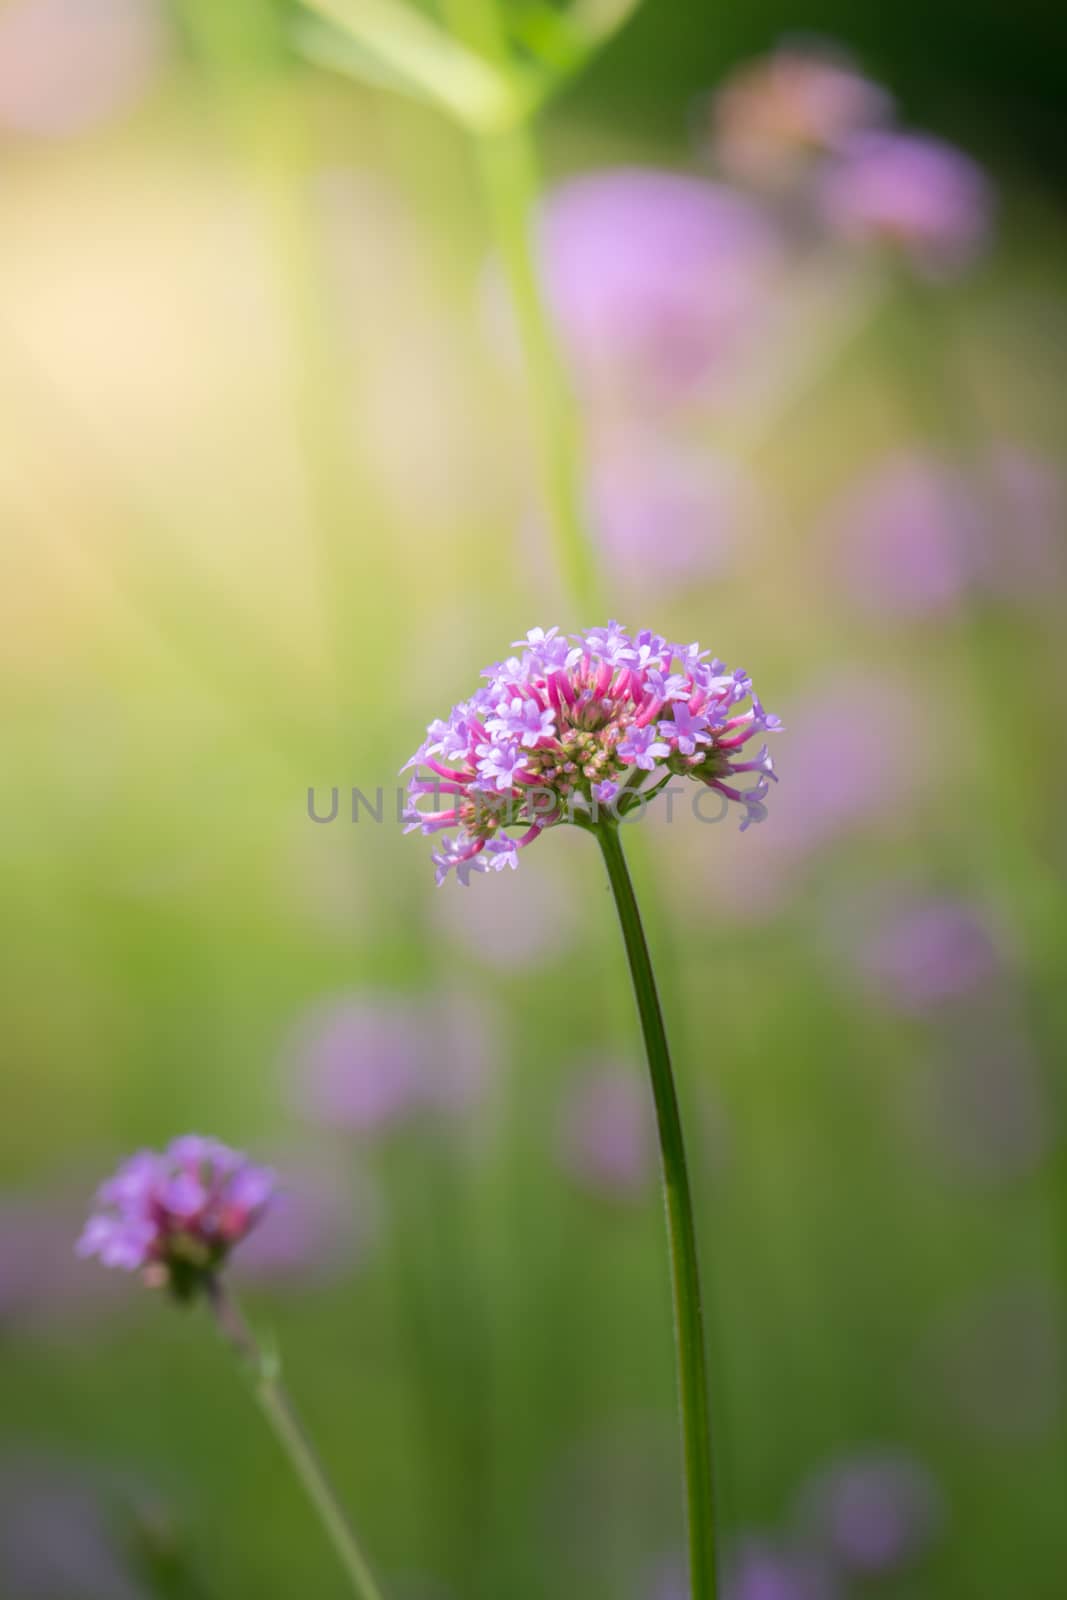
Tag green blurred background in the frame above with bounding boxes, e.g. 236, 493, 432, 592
1, 1, 1065, 1596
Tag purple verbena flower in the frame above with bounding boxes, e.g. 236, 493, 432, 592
820, 131, 992, 277
487, 696, 558, 748
76, 1138, 274, 1299
618, 724, 671, 771
403, 622, 782, 881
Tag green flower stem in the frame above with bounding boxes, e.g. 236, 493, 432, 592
205, 1277, 386, 1600
594, 821, 717, 1599
443, 0, 599, 618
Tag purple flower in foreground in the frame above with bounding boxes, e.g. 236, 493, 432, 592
798, 1454, 942, 1576
820, 131, 992, 277
532, 169, 782, 404
403, 623, 781, 882
77, 1137, 274, 1298
710, 43, 891, 190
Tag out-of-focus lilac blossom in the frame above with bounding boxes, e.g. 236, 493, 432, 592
724, 1537, 839, 1600
693, 674, 922, 921
0, 0, 167, 139
287, 992, 497, 1135
829, 448, 1063, 615
77, 1138, 274, 1298
404, 623, 781, 882
289, 996, 429, 1135
533, 170, 782, 406
233, 1157, 377, 1286
829, 453, 987, 617
0, 1455, 150, 1600
820, 132, 992, 278
798, 1453, 943, 1576
588, 433, 758, 594
425, 989, 500, 1122
557, 1064, 654, 1199
848, 894, 1007, 1013
710, 44, 891, 191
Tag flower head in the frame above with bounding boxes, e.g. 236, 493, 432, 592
820, 131, 992, 277
403, 623, 781, 882
77, 1138, 274, 1299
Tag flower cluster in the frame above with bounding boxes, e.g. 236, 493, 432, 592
77, 1137, 275, 1298
711, 43, 892, 189
403, 623, 780, 883
708, 43, 991, 277
820, 132, 991, 279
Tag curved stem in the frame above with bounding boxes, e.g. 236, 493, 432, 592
443, 0, 599, 617
594, 822, 717, 1599
205, 1277, 387, 1600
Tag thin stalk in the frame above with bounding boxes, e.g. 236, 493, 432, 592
594, 822, 717, 1598
205, 1277, 386, 1600
443, 0, 599, 617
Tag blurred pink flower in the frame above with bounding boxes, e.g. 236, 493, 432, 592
828, 453, 986, 617
828, 448, 1064, 616
233, 1156, 377, 1286
695, 674, 924, 921
289, 996, 429, 1135
820, 131, 992, 278
711, 43, 891, 191
587, 432, 758, 594
0, 0, 168, 138
724, 1537, 840, 1600
846, 894, 1007, 1013
533, 169, 782, 407
797, 1452, 942, 1576
286, 991, 497, 1135
557, 1064, 654, 1200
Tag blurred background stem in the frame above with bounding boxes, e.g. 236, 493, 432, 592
205, 1277, 387, 1600
442, 0, 599, 619
595, 822, 717, 1600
